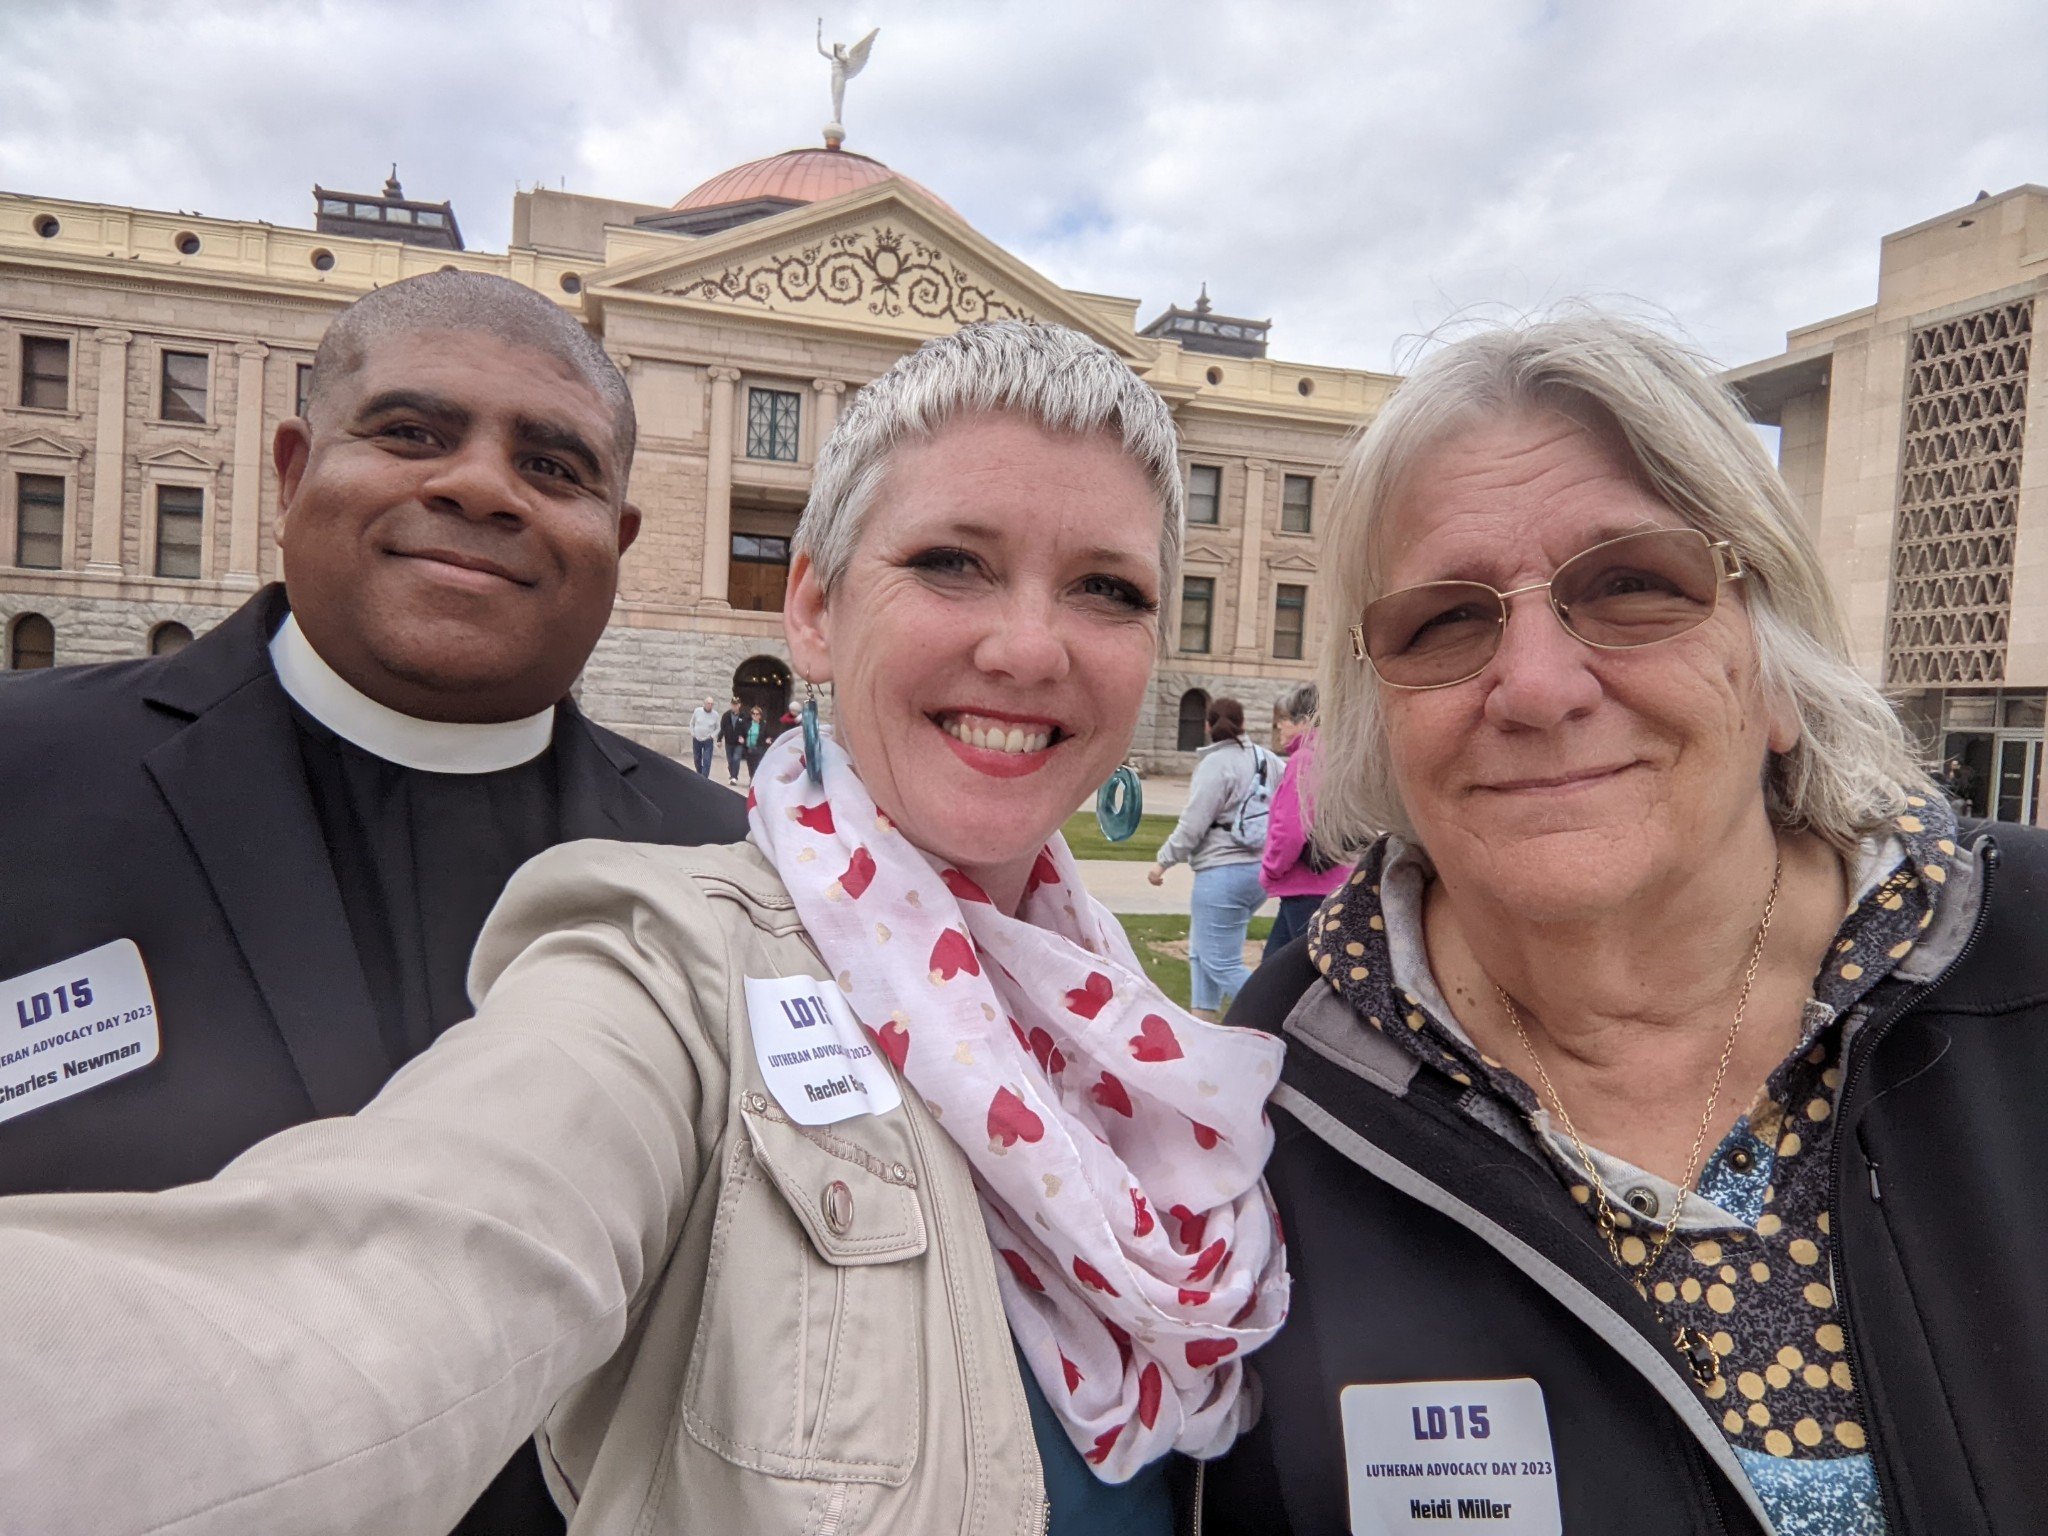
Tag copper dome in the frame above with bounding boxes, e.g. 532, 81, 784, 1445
672, 146, 951, 215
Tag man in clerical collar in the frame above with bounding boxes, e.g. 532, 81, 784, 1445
0, 270, 747, 1536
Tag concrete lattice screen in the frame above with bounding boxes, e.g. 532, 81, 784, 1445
1886, 299, 2032, 686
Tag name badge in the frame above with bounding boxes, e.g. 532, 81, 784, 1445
0, 939, 160, 1127
745, 973, 902, 1127
1341, 1378, 1562, 1534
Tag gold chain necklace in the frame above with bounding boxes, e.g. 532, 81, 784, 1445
1496, 854, 1783, 1390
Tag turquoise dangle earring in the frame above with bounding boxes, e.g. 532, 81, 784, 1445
801, 679, 825, 786
1095, 762, 1143, 842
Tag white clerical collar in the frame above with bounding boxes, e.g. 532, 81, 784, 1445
269, 613, 554, 775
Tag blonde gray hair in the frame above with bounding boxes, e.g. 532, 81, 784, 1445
1313, 311, 1934, 856
794, 320, 1184, 593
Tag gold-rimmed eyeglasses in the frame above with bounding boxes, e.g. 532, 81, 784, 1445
1349, 527, 1746, 691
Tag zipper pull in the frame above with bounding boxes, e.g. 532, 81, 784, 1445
1867, 1160, 1882, 1203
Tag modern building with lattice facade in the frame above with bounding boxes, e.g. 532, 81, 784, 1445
0, 142, 1398, 768
1730, 185, 2048, 826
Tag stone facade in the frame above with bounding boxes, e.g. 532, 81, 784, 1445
1730, 185, 2048, 825
1, 158, 1399, 769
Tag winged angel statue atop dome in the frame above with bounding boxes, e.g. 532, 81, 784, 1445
817, 22, 880, 137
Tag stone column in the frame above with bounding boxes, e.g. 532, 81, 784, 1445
701, 366, 742, 607
87, 328, 131, 573
1234, 458, 1270, 654
811, 378, 847, 451
227, 341, 268, 586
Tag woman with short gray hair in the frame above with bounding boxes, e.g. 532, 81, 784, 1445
1216, 311, 2047, 1535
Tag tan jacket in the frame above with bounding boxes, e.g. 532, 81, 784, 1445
0, 841, 1049, 1535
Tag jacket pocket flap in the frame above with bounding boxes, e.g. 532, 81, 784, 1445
741, 1095, 928, 1266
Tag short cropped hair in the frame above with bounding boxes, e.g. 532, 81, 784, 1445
1314, 310, 1935, 856
794, 320, 1183, 594
306, 270, 636, 488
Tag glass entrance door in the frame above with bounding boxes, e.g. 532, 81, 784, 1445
1996, 736, 2041, 825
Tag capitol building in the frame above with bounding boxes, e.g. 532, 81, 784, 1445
0, 138, 1395, 765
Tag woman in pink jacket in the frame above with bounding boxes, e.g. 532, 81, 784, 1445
1259, 682, 1350, 962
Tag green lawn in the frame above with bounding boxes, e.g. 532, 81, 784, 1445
1058, 810, 1181, 861
1114, 913, 1275, 1010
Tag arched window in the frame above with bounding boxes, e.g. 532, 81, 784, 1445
1176, 688, 1210, 752
8, 613, 55, 671
148, 621, 194, 657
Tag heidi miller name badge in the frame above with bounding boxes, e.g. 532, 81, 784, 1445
0, 939, 160, 1126
745, 973, 902, 1127
1341, 1378, 1562, 1534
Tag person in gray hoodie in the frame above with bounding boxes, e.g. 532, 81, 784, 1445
1147, 697, 1271, 1018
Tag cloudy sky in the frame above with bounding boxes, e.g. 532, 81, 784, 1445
5, 0, 2045, 373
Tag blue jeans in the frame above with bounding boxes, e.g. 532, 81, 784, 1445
692, 738, 715, 776
724, 743, 743, 781
1189, 860, 1266, 1012
1262, 893, 1321, 964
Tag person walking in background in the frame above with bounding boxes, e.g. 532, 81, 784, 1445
1258, 682, 1349, 962
718, 696, 745, 783
1147, 697, 1272, 1019
688, 695, 719, 777
742, 704, 769, 781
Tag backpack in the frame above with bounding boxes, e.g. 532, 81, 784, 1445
1225, 743, 1279, 850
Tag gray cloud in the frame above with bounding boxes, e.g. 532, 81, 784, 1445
4, 0, 2044, 372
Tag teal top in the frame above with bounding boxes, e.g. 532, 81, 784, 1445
1015, 1343, 1175, 1535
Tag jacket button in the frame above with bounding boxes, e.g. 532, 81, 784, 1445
1624, 1186, 1660, 1218
822, 1180, 855, 1235
1727, 1147, 1754, 1173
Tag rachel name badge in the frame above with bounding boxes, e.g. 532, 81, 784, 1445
1341, 1377, 1562, 1534
0, 939, 160, 1127
745, 973, 903, 1126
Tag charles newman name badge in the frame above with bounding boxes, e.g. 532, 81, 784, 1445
1341, 1378, 1563, 1533
0, 939, 160, 1126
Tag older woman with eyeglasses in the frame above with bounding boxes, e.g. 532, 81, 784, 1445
1210, 313, 2048, 1536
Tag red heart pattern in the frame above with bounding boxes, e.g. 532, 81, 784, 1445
1065, 971, 1114, 1019
1130, 1189, 1154, 1237
928, 927, 980, 982
1027, 846, 1061, 895
987, 1087, 1044, 1147
1072, 1256, 1120, 1296
1090, 1071, 1134, 1117
836, 846, 877, 899
872, 1020, 909, 1074
999, 1248, 1045, 1293
1128, 1014, 1184, 1063
942, 867, 993, 904
745, 731, 1286, 1485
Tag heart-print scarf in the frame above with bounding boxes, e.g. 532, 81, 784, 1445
748, 728, 1288, 1482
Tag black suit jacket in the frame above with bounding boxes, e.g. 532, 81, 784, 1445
0, 584, 746, 1189
0, 585, 746, 1536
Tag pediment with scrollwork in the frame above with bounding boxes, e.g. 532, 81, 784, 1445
658, 219, 1037, 332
